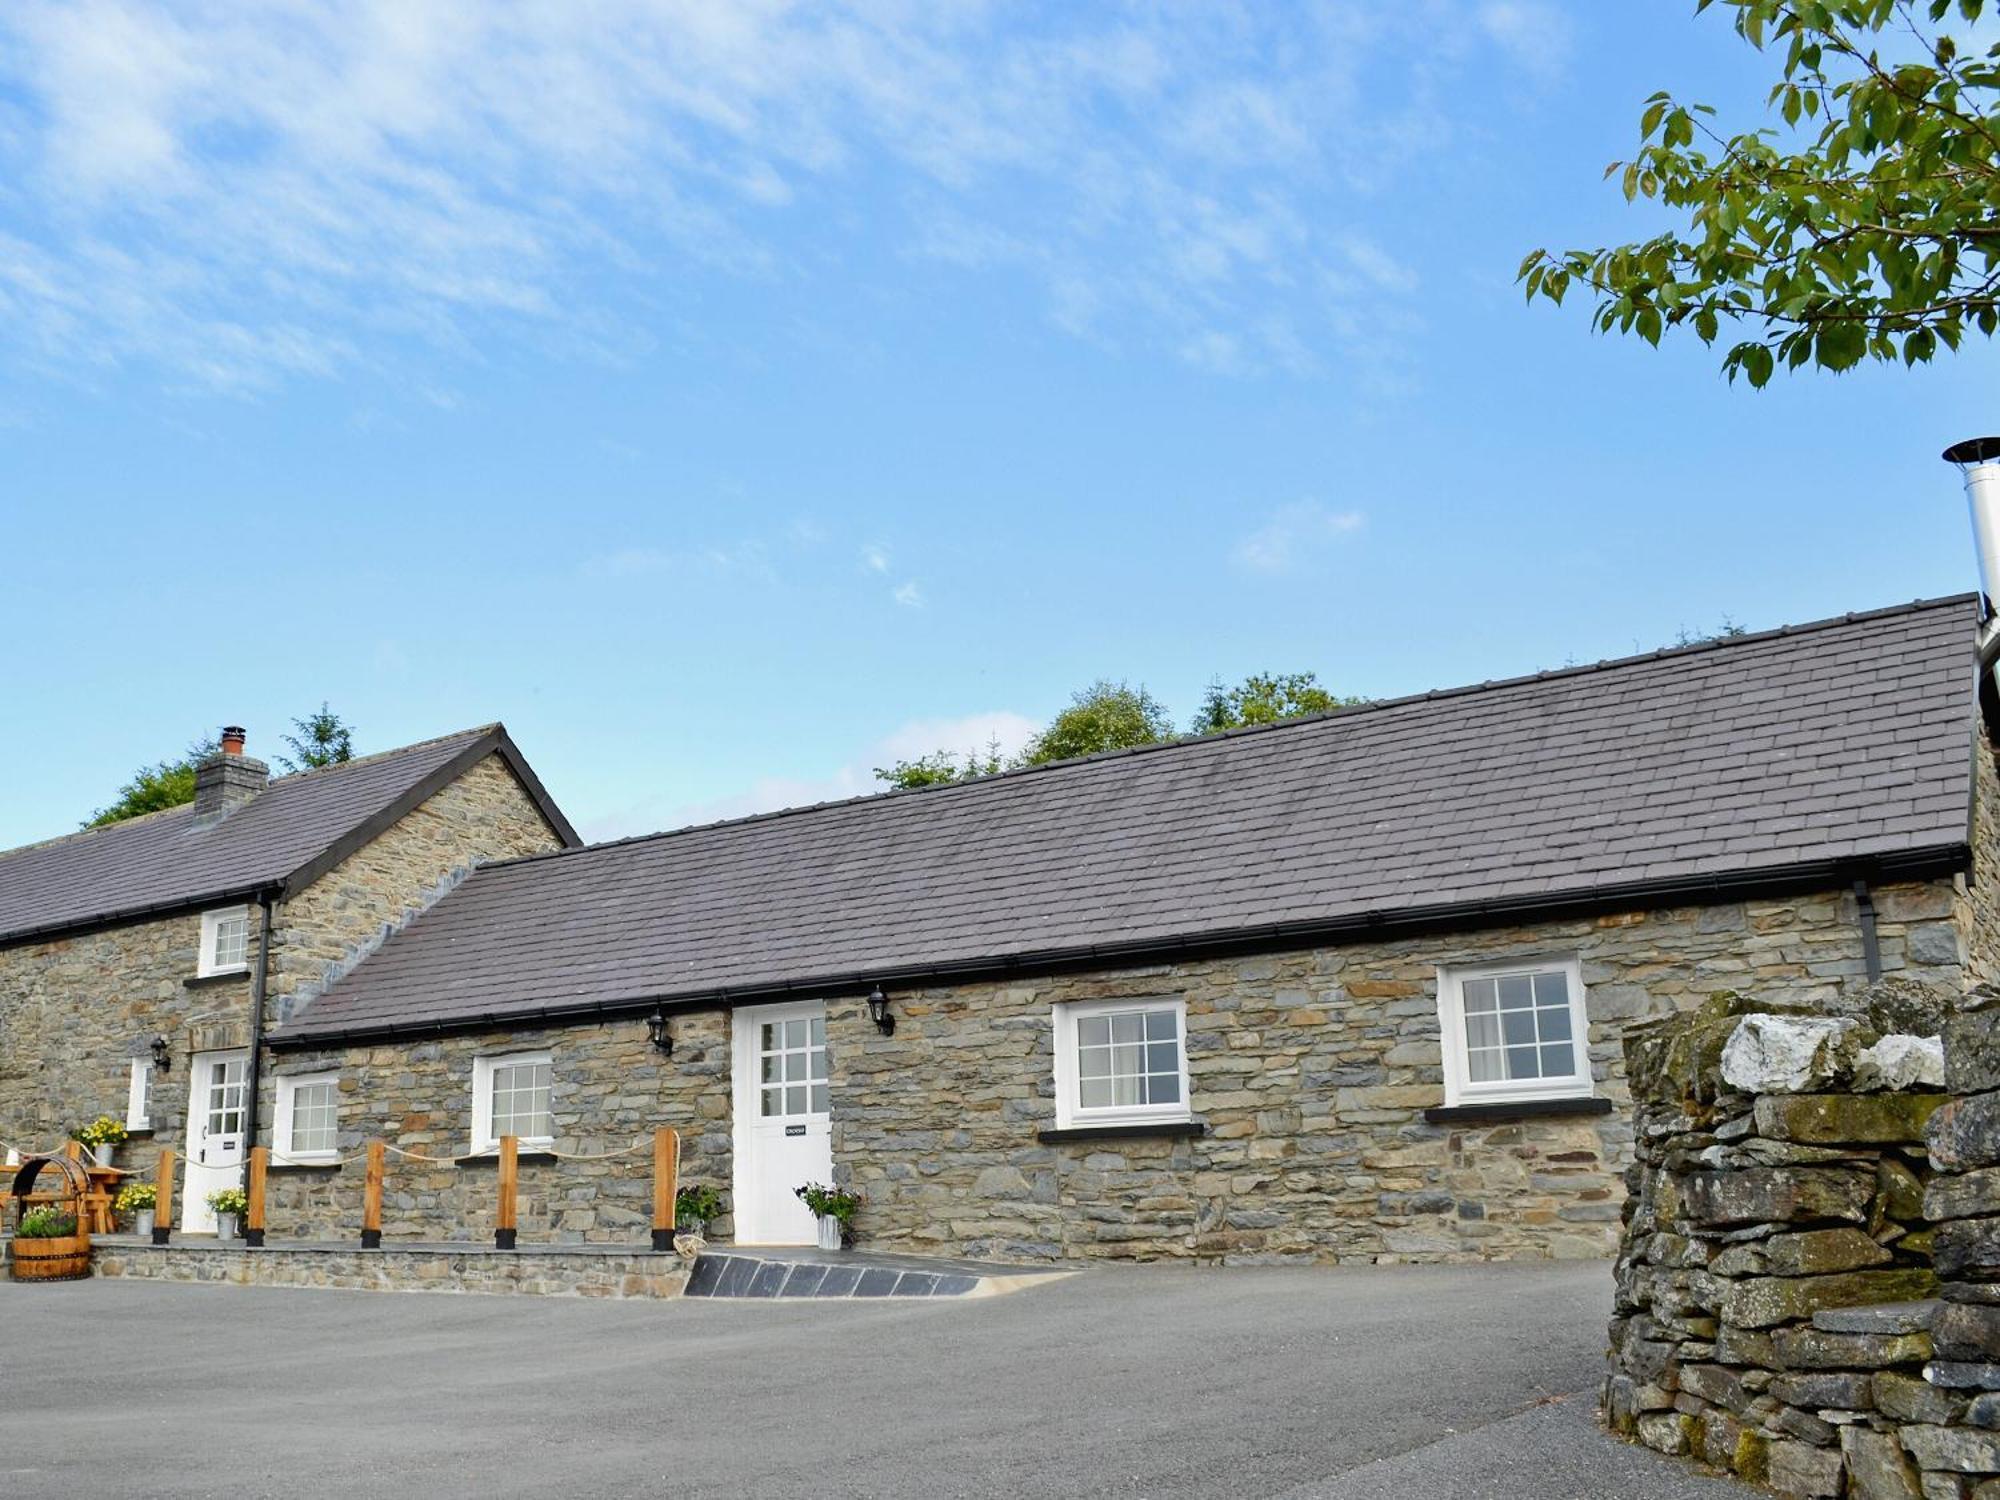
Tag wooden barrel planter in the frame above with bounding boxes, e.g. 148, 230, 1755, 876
8, 1154, 93, 1282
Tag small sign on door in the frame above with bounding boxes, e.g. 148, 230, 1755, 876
785, 1124, 806, 1136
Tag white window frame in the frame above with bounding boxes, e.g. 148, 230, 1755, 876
274, 1071, 341, 1162
1052, 997, 1192, 1130
197, 905, 251, 977
471, 1052, 554, 1154
1436, 955, 1593, 1107
125, 1059, 151, 1131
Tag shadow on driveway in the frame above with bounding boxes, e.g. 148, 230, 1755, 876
1, 1259, 1752, 1498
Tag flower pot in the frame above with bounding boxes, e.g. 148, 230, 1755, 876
215, 1212, 239, 1240
816, 1214, 844, 1252
9, 1234, 91, 1281
91, 1144, 113, 1168
134, 1209, 155, 1239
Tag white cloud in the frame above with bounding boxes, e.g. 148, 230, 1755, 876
861, 544, 890, 573
1233, 502, 1365, 575
1477, 2, 1574, 85
891, 580, 923, 608
580, 709, 1039, 840
580, 542, 772, 580
0, 2, 1532, 391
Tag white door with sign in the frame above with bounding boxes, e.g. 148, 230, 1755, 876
182, 1049, 248, 1233
731, 1002, 831, 1245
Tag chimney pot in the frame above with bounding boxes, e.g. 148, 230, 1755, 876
1944, 438, 2000, 611
220, 725, 246, 757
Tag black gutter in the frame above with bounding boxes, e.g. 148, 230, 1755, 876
239, 887, 280, 1241
1852, 878, 1883, 983
268, 845, 1970, 1051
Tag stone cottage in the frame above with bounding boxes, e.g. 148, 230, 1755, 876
0, 723, 576, 1231
253, 593, 2000, 1265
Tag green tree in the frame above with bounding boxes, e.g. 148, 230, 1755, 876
85, 736, 218, 828
278, 703, 356, 773
1521, 0, 2000, 385
1189, 671, 1360, 735
1021, 680, 1175, 765
873, 739, 1008, 791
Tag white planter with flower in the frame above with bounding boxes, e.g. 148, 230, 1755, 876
206, 1187, 248, 1240
794, 1182, 858, 1252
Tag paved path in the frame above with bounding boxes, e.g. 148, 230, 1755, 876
0, 1260, 1751, 1499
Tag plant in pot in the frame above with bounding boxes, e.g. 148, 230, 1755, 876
73, 1115, 128, 1167
115, 1182, 158, 1239
794, 1182, 859, 1251
205, 1186, 248, 1240
675, 1184, 724, 1238
10, 1206, 88, 1281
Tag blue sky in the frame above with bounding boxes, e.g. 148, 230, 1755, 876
3, 1, 1997, 849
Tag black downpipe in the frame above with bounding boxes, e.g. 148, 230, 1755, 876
240, 889, 278, 1245
1853, 878, 1883, 983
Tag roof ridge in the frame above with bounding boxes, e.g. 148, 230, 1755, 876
269, 723, 499, 785
0, 799, 194, 864
477, 592, 1979, 878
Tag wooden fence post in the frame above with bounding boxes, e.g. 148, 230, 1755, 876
361, 1139, 384, 1249
153, 1148, 175, 1245
244, 1146, 268, 1247
495, 1135, 518, 1250
652, 1127, 681, 1250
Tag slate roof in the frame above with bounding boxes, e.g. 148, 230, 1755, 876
0, 724, 578, 945
277, 595, 1986, 1044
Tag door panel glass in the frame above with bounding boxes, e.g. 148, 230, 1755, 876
756, 1013, 830, 1119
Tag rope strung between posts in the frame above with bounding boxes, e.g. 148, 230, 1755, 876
542, 1140, 653, 1161
379, 1143, 461, 1165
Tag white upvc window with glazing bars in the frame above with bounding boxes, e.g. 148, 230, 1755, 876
198, 906, 251, 976
472, 1053, 553, 1152
1435, 957, 1593, 1107
1052, 997, 1191, 1129
276, 1072, 341, 1161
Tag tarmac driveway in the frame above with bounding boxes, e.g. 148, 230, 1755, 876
1, 1260, 1751, 1499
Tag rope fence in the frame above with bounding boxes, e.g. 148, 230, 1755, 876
3, 1128, 688, 1254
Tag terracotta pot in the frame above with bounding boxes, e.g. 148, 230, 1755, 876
9, 1234, 91, 1281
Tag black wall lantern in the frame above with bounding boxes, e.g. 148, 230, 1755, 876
866, 985, 895, 1037
646, 1006, 674, 1057
149, 1035, 172, 1072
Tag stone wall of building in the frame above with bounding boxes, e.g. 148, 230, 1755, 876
86, 872, 1978, 1263
269, 752, 567, 1022
0, 899, 269, 1161
819, 879, 1970, 1265
1955, 734, 2000, 990
261, 1010, 732, 1244
1604, 983, 2000, 1499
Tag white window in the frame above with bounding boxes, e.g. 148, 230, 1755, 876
197, 906, 251, 976
1052, 998, 1191, 1129
125, 1059, 151, 1131
275, 1072, 340, 1161
471, 1052, 553, 1152
1436, 957, 1593, 1107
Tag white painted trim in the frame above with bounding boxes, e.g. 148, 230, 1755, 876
1435, 954, 1593, 1107
1051, 996, 1191, 1130
196, 905, 251, 977
731, 1000, 831, 1246
181, 1048, 249, 1233
125, 1059, 151, 1131
471, 1051, 553, 1154
274, 1071, 340, 1162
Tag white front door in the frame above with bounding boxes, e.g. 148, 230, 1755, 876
731, 1002, 832, 1245
182, 1049, 248, 1233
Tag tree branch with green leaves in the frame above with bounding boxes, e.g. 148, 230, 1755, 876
1521, 0, 2000, 385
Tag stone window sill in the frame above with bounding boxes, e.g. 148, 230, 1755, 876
268, 1162, 342, 1175
1423, 1096, 1613, 1126
455, 1150, 559, 1168
184, 971, 250, 989
1037, 1121, 1207, 1144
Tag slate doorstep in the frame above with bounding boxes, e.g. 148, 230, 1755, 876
681, 1251, 1066, 1300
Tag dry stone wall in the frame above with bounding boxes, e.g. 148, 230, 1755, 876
1605, 980, 2000, 1498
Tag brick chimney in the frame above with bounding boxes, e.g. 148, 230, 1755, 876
192, 725, 268, 817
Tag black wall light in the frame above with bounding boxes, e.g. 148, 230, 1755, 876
866, 985, 895, 1037
646, 1006, 674, 1057
150, 1035, 172, 1072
